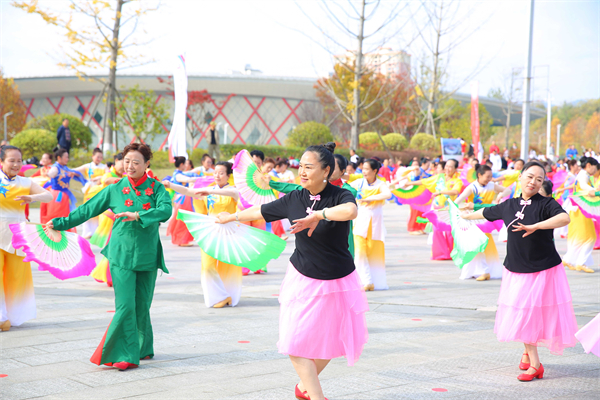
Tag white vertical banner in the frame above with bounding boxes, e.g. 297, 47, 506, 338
168, 55, 188, 162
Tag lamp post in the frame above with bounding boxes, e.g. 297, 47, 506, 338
3, 111, 13, 143
556, 124, 561, 159
520, 0, 535, 160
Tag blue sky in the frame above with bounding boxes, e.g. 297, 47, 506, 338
1, 0, 598, 104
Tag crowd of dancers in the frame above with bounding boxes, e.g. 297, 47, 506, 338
1, 141, 599, 400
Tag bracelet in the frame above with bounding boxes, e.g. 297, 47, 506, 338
235, 211, 239, 222
322, 208, 331, 221
135, 211, 140, 221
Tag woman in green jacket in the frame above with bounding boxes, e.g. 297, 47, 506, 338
47, 143, 172, 370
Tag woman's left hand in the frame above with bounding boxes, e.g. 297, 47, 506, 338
115, 211, 138, 222
290, 213, 320, 237
215, 212, 233, 224
15, 195, 34, 205
512, 223, 538, 237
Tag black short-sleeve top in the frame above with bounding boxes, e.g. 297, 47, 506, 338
483, 193, 566, 273
261, 183, 356, 280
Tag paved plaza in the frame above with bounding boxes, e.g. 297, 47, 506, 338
1, 205, 599, 400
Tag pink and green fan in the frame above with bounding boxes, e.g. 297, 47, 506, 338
9, 222, 96, 280
233, 150, 277, 209
447, 200, 489, 269
570, 192, 600, 218
177, 210, 286, 272
423, 208, 503, 233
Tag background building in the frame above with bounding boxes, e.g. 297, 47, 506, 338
15, 74, 545, 150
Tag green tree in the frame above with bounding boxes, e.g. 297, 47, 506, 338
410, 133, 438, 151
115, 85, 169, 143
382, 133, 409, 151
24, 113, 92, 149
286, 121, 334, 148
11, 129, 55, 159
437, 99, 493, 142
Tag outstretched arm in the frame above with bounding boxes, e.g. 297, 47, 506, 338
512, 213, 570, 237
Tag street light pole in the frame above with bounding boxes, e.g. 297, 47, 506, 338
556, 124, 561, 159
3, 111, 13, 143
520, 0, 535, 160
545, 92, 552, 160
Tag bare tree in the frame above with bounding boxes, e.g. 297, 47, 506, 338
13, 0, 160, 152
488, 68, 523, 151
295, 0, 412, 150
412, 0, 490, 138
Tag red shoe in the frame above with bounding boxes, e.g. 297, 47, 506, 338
113, 361, 138, 371
295, 385, 309, 400
518, 364, 544, 381
294, 385, 328, 400
519, 353, 530, 370
254, 270, 263, 274
140, 355, 152, 360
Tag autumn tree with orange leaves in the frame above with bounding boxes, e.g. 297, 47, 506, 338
0, 69, 26, 141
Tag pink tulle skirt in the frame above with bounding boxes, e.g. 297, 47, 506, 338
575, 313, 600, 357
495, 264, 578, 355
278, 263, 369, 366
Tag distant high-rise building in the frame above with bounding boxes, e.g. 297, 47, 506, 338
334, 47, 411, 77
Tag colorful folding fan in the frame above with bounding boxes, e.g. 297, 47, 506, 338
570, 192, 600, 218
232, 150, 277, 209
391, 185, 432, 207
177, 210, 286, 272
447, 201, 489, 269
423, 207, 503, 233
9, 222, 96, 280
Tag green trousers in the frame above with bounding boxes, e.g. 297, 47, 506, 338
91, 266, 157, 365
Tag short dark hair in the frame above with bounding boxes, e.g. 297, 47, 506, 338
333, 154, 348, 172
541, 180, 553, 196
264, 157, 276, 165
92, 147, 102, 155
305, 142, 336, 179
476, 164, 492, 176
123, 143, 153, 162
275, 158, 289, 168
55, 148, 69, 159
185, 159, 194, 169
446, 159, 459, 169
581, 156, 599, 169
0, 145, 22, 161
215, 161, 233, 175
201, 153, 212, 163
114, 152, 123, 161
522, 160, 546, 177
364, 158, 381, 173
174, 156, 186, 168
42, 152, 53, 161
250, 150, 265, 161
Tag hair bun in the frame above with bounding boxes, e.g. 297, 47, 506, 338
323, 142, 336, 153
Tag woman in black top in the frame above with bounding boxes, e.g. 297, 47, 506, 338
216, 143, 367, 400
462, 161, 577, 382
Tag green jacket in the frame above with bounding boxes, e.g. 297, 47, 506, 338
52, 175, 172, 272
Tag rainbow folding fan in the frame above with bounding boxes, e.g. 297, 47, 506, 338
9, 222, 96, 280
391, 185, 432, 206
570, 192, 600, 218
177, 210, 286, 272
233, 150, 277, 209
447, 201, 489, 269
423, 208, 503, 233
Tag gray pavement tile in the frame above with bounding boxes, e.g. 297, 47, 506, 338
4, 205, 598, 400
1, 377, 90, 400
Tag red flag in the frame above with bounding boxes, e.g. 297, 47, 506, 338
471, 82, 480, 158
